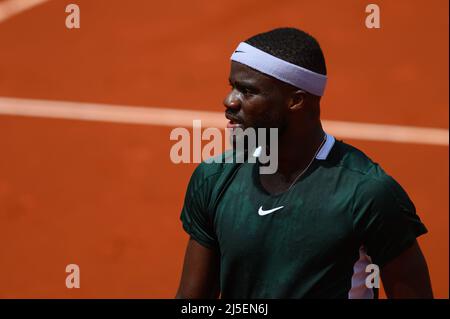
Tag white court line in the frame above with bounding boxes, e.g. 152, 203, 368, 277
0, 0, 48, 23
0, 96, 448, 146
0, 2, 447, 147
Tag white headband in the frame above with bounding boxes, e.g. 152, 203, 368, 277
230, 42, 327, 96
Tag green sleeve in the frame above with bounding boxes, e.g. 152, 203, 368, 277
180, 163, 220, 249
352, 176, 428, 268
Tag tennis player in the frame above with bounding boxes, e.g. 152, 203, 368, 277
176, 28, 433, 299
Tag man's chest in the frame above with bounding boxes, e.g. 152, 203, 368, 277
212, 173, 358, 263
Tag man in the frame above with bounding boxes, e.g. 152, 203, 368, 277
176, 28, 433, 298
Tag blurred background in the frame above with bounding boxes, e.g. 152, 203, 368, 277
0, 0, 448, 298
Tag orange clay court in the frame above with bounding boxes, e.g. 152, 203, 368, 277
0, 0, 448, 298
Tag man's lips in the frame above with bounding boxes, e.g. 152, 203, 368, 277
225, 113, 244, 128
227, 122, 244, 129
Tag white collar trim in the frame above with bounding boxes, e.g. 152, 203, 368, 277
316, 133, 335, 160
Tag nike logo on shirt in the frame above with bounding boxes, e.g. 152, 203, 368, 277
258, 206, 284, 216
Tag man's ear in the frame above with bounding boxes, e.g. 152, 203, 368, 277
288, 90, 307, 111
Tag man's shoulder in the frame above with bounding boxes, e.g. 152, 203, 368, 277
331, 139, 387, 179
189, 150, 242, 188
331, 140, 413, 206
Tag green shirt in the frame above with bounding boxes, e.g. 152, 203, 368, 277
180, 134, 427, 298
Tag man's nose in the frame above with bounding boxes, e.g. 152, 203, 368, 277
223, 90, 240, 110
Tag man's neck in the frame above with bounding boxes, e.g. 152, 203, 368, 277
271, 122, 325, 180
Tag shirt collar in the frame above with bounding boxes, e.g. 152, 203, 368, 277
316, 132, 335, 160
252, 132, 336, 160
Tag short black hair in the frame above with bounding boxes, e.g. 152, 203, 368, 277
245, 27, 327, 76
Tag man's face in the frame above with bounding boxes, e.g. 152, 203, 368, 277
224, 61, 294, 132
